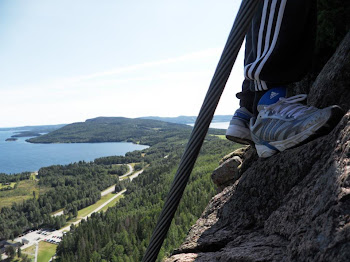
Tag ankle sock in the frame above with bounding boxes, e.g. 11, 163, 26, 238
257, 87, 287, 112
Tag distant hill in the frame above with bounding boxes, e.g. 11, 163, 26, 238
11, 131, 41, 138
0, 124, 66, 132
141, 115, 232, 124
27, 117, 197, 146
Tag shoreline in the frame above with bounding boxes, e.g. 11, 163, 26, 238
0, 140, 149, 175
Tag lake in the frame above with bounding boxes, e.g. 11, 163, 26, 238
209, 122, 230, 129
188, 121, 230, 129
0, 131, 148, 174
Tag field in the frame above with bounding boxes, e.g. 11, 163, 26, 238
38, 193, 123, 260
99, 194, 124, 212
37, 242, 57, 262
22, 244, 36, 261
51, 208, 64, 216
0, 180, 49, 209
212, 134, 226, 140
0, 182, 16, 189
76, 193, 117, 218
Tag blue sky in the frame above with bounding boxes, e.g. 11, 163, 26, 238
0, 0, 244, 127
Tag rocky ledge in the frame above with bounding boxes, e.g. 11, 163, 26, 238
166, 32, 350, 262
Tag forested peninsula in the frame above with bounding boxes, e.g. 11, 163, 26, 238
11, 131, 41, 138
27, 117, 196, 145
1, 116, 236, 262
54, 125, 238, 262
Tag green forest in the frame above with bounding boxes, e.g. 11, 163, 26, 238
27, 117, 193, 145
55, 136, 239, 262
1, 116, 236, 262
52, 1, 350, 260
1, 1, 348, 261
0, 162, 126, 240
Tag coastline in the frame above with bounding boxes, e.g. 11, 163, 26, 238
0, 136, 149, 174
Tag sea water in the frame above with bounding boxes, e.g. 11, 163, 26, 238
0, 131, 148, 174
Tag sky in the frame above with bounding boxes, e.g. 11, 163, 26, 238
0, 0, 245, 127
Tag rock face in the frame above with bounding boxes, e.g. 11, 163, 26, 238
211, 147, 247, 192
166, 32, 350, 262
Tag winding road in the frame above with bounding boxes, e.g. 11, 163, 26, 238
15, 163, 142, 261
53, 164, 134, 217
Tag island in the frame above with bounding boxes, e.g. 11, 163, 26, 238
11, 131, 41, 138
5, 138, 18, 142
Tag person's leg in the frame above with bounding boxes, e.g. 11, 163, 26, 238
245, 0, 316, 91
246, 0, 317, 115
237, 0, 265, 114
245, 0, 317, 90
236, 80, 254, 114
248, 0, 343, 157
226, 1, 264, 144
229, 0, 343, 157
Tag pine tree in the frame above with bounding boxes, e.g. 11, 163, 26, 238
17, 247, 22, 258
5, 246, 16, 259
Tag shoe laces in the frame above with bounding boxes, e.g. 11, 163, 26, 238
265, 94, 315, 118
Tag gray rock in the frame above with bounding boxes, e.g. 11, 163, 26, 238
212, 146, 258, 192
308, 31, 350, 112
219, 146, 249, 165
211, 156, 242, 191
166, 32, 350, 262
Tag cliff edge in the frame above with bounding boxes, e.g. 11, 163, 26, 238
166, 32, 350, 262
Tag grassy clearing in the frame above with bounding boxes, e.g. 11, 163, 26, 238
0, 182, 16, 189
30, 172, 37, 180
76, 193, 116, 218
102, 184, 115, 193
211, 134, 226, 140
51, 208, 64, 216
22, 244, 36, 261
0, 180, 50, 209
99, 194, 124, 212
6, 255, 29, 262
23, 244, 36, 254
38, 242, 57, 262
119, 176, 130, 181
19, 193, 122, 262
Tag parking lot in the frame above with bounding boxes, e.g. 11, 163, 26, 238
14, 228, 63, 250
42, 234, 62, 245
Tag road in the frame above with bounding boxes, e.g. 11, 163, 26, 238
15, 189, 127, 253
118, 164, 133, 180
58, 189, 126, 233
53, 164, 133, 217
34, 242, 38, 262
11, 164, 143, 262
129, 169, 144, 181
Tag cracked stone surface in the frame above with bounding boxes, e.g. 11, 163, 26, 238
165, 32, 350, 262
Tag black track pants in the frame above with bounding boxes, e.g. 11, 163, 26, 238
237, 0, 316, 113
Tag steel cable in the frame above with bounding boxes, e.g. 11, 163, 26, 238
142, 1, 260, 261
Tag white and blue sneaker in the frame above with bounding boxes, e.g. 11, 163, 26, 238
226, 107, 254, 145
250, 90, 343, 158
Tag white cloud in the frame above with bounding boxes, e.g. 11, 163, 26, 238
1, 47, 244, 127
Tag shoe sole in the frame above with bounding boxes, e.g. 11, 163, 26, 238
255, 106, 344, 158
226, 125, 253, 145
226, 135, 253, 145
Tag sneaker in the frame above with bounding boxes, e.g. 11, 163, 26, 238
226, 107, 253, 144
250, 94, 343, 158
